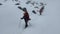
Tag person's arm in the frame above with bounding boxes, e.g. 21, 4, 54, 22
21, 17, 23, 19
21, 16, 25, 19
21, 16, 24, 19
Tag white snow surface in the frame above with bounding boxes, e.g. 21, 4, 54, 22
0, 0, 60, 34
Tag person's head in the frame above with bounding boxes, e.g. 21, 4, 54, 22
23, 7, 27, 12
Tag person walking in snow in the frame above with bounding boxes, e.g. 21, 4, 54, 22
39, 2, 46, 15
39, 6, 44, 15
21, 8, 31, 28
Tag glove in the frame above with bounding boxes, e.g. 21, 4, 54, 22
29, 18, 31, 20
21, 18, 23, 19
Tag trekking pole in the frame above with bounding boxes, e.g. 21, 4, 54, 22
18, 18, 22, 28
28, 21, 32, 27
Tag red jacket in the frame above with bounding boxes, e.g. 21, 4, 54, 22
24, 12, 29, 19
21, 12, 31, 20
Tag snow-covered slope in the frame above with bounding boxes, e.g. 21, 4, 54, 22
0, 0, 60, 34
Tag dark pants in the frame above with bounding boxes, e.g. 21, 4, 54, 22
40, 12, 42, 15
40, 11, 43, 15
24, 19, 28, 28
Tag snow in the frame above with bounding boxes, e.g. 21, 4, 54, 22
0, 0, 60, 34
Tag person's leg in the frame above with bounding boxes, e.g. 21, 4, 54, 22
40, 11, 43, 15
40, 12, 41, 15
25, 20, 28, 28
